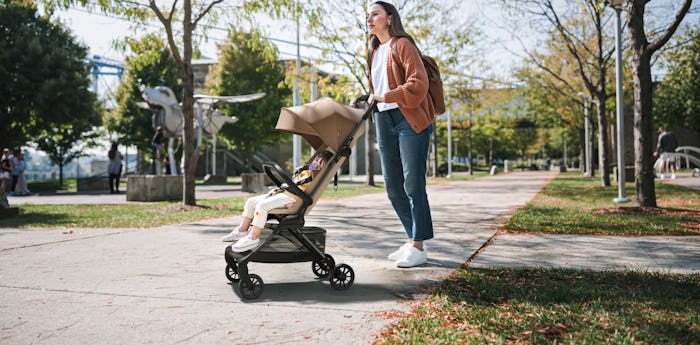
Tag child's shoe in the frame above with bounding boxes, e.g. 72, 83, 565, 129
231, 235, 260, 252
222, 228, 249, 242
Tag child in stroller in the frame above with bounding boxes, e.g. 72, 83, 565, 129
222, 150, 334, 252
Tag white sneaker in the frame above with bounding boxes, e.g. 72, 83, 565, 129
222, 229, 249, 242
388, 243, 412, 261
660, 174, 665, 180
231, 235, 260, 252
671, 173, 676, 179
395, 246, 427, 268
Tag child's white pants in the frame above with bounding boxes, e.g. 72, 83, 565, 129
243, 193, 295, 229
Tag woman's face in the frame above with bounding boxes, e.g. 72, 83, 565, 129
367, 4, 390, 37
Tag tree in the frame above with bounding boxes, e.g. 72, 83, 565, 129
42, 0, 230, 206
654, 27, 700, 132
248, 0, 479, 184
107, 34, 181, 157
36, 124, 100, 186
0, 1, 97, 151
502, 0, 617, 186
625, 0, 693, 207
206, 28, 291, 172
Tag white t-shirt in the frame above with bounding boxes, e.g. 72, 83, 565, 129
371, 39, 399, 112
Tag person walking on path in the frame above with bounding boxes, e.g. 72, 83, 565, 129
654, 127, 679, 179
1, 148, 12, 195
107, 141, 124, 194
13, 151, 30, 196
366, 1, 435, 268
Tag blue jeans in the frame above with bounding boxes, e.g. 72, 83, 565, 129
375, 108, 434, 241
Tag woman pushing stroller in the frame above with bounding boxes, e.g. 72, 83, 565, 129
223, 150, 334, 252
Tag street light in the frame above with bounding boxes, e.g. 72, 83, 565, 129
606, 0, 631, 203
577, 92, 592, 177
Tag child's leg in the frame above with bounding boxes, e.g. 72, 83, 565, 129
247, 194, 295, 240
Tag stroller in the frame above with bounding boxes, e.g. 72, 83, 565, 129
224, 97, 372, 299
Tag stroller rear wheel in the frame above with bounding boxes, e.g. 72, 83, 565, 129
225, 264, 240, 282
238, 274, 264, 300
312, 254, 335, 278
329, 264, 354, 290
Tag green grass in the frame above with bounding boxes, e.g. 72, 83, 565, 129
0, 183, 385, 228
377, 268, 700, 344
27, 179, 77, 193
504, 172, 700, 235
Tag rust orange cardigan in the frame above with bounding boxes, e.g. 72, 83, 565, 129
368, 37, 435, 133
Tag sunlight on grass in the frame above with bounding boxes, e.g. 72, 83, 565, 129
504, 172, 700, 235
377, 268, 700, 344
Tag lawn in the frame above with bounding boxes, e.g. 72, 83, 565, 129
0, 182, 386, 228
375, 172, 699, 344
504, 173, 700, 235
376, 268, 700, 344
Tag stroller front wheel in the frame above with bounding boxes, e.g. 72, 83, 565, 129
225, 264, 240, 282
312, 254, 335, 278
329, 264, 354, 290
238, 274, 264, 299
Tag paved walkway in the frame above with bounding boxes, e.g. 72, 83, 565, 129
1, 171, 698, 344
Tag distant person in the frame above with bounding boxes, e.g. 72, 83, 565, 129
654, 127, 679, 179
152, 126, 165, 160
1, 148, 12, 195
13, 151, 30, 196
107, 141, 124, 194
9, 148, 21, 195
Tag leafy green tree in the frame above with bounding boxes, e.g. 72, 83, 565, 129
206, 28, 291, 172
36, 123, 100, 186
0, 1, 97, 152
40, 0, 229, 205
108, 34, 181, 156
655, 27, 700, 132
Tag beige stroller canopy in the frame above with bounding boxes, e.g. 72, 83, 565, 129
276, 97, 365, 153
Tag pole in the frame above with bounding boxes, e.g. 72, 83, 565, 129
613, 7, 630, 203
584, 98, 592, 176
468, 108, 473, 175
447, 111, 452, 178
292, 1, 302, 168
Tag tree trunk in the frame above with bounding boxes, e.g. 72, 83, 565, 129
181, 1, 198, 206
594, 94, 611, 186
628, 2, 657, 207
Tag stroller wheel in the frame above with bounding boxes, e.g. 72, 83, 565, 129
312, 254, 335, 278
329, 264, 354, 291
238, 274, 264, 300
225, 264, 240, 282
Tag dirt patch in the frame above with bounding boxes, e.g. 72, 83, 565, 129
160, 204, 213, 212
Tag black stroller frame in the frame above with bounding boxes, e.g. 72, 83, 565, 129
224, 100, 373, 300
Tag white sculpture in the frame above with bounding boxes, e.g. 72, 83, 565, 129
137, 86, 265, 175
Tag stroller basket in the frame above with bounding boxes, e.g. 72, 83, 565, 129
254, 226, 326, 263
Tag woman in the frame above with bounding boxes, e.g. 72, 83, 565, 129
107, 141, 123, 194
367, 1, 435, 268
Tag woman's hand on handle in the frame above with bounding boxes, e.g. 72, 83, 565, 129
368, 94, 385, 103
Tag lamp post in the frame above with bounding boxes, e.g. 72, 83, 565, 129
577, 92, 592, 177
292, 0, 302, 168
446, 111, 452, 178
607, 0, 631, 203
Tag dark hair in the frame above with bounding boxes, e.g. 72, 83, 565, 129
368, 1, 417, 51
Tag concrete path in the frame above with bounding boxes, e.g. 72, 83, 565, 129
1, 171, 699, 344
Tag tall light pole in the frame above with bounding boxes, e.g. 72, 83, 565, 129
607, 0, 631, 203
578, 92, 592, 177
292, 0, 302, 168
446, 111, 452, 178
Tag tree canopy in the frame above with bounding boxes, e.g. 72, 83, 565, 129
108, 34, 181, 155
206, 28, 291, 172
654, 27, 700, 132
0, 1, 98, 151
